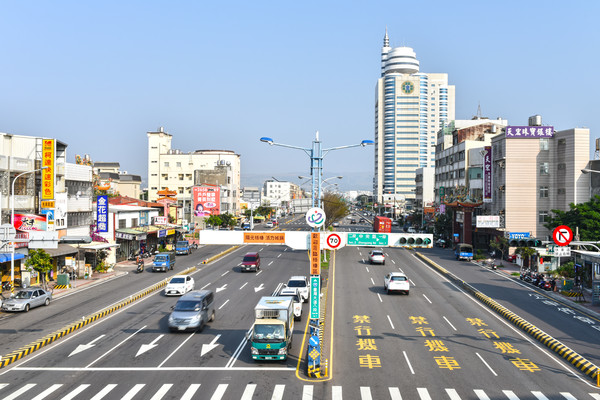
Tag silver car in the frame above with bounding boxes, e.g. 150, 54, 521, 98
168, 290, 215, 332
1, 288, 52, 312
368, 250, 386, 265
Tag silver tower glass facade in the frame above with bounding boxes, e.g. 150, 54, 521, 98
374, 31, 455, 207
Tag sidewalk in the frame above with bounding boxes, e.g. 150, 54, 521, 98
482, 260, 600, 318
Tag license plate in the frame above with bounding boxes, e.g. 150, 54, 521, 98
178, 326, 186, 330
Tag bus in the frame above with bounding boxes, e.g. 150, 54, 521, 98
455, 243, 473, 261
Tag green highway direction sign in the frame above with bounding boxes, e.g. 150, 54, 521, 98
310, 275, 321, 319
347, 233, 389, 246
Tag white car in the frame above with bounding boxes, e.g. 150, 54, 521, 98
384, 272, 410, 295
368, 250, 386, 265
164, 275, 195, 296
265, 221, 274, 228
278, 287, 302, 321
286, 276, 310, 302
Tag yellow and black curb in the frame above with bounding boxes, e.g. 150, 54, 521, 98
415, 252, 600, 382
53, 285, 70, 289
202, 246, 239, 264
0, 266, 196, 369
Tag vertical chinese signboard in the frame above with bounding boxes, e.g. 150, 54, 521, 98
96, 195, 108, 233
483, 146, 492, 203
42, 139, 55, 200
310, 232, 320, 320
192, 186, 221, 217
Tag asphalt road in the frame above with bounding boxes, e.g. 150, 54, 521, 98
0, 224, 599, 399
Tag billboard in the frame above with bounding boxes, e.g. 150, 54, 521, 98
193, 186, 221, 217
41, 139, 55, 200
13, 214, 47, 231
96, 195, 109, 232
505, 126, 554, 138
483, 146, 492, 203
476, 215, 500, 228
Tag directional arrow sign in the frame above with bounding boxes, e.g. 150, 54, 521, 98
201, 334, 221, 357
216, 284, 228, 293
69, 335, 105, 357
136, 334, 164, 357
553, 225, 573, 246
254, 283, 264, 293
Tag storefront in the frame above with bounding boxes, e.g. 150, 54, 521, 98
0, 253, 26, 287
44, 244, 79, 284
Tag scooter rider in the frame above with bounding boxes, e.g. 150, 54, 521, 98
136, 256, 144, 273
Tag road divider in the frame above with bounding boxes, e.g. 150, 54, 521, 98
415, 252, 600, 383
202, 246, 239, 264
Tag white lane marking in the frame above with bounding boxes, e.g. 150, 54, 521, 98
121, 384, 145, 400
61, 384, 90, 400
377, 293, 383, 303
302, 385, 313, 400
240, 282, 248, 290
90, 384, 117, 400
241, 384, 256, 400
473, 390, 490, 400
181, 384, 201, 400
277, 254, 281, 258
476, 352, 497, 376
389, 387, 402, 400
268, 261, 274, 266
219, 300, 230, 310
587, 394, 600, 400
417, 388, 432, 400
559, 394, 577, 400
502, 390, 519, 400
332, 386, 342, 400
226, 327, 253, 368
359, 252, 363, 256
443, 316, 457, 331
87, 326, 146, 368
403, 351, 415, 374
32, 384, 62, 400
271, 384, 285, 400
221, 271, 229, 277
409, 279, 416, 286
360, 387, 372, 400
201, 282, 211, 290
531, 392, 550, 400
257, 270, 263, 276
445, 388, 461, 400
150, 384, 173, 400
210, 384, 229, 400
398, 268, 404, 273
260, 248, 264, 251
392, 259, 396, 264
422, 294, 432, 304
370, 278, 375, 285
365, 266, 370, 273
387, 315, 395, 329
158, 331, 196, 367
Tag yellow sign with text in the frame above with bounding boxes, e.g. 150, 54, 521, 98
41, 200, 55, 209
244, 232, 285, 244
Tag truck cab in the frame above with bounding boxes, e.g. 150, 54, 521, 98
175, 240, 191, 255
153, 251, 176, 272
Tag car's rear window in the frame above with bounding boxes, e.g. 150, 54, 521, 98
372, 251, 383, 256
287, 280, 306, 288
391, 276, 407, 281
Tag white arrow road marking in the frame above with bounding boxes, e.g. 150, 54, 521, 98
136, 334, 164, 357
69, 335, 106, 357
216, 284, 228, 292
254, 283, 265, 293
201, 334, 222, 357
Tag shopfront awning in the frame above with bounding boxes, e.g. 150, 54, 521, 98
44, 244, 79, 257
0, 253, 25, 263
79, 243, 121, 251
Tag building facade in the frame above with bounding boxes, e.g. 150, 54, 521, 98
374, 30, 455, 207
147, 128, 241, 217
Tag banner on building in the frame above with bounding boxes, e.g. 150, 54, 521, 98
506, 126, 554, 138
42, 139, 55, 200
13, 214, 47, 231
476, 215, 500, 228
193, 186, 221, 217
96, 195, 109, 232
483, 146, 492, 203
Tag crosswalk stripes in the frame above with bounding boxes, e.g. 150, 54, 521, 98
0, 382, 599, 399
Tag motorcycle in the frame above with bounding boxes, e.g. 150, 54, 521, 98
2, 281, 12, 292
136, 260, 144, 273
128, 250, 140, 261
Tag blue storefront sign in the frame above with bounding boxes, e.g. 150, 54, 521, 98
509, 232, 530, 240
96, 195, 108, 233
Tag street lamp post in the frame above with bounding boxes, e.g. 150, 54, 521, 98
10, 166, 48, 292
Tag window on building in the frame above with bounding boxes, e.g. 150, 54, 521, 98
161, 174, 168, 181
459, 169, 465, 178
557, 163, 566, 170
539, 186, 549, 198
132, 218, 138, 227
539, 162, 549, 175
557, 188, 566, 195
558, 138, 566, 145
176, 162, 181, 168
178, 174, 184, 181
538, 211, 549, 223
151, 160, 157, 163
164, 162, 169, 167
119, 219, 127, 229
539, 139, 549, 150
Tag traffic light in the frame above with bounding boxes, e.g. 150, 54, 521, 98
397, 234, 433, 248
509, 238, 542, 247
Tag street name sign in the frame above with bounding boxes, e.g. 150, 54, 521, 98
347, 233, 388, 246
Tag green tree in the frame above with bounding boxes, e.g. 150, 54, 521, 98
24, 249, 53, 290
322, 192, 348, 228
434, 211, 453, 241
489, 236, 508, 265
545, 195, 600, 241
515, 247, 536, 269
219, 213, 237, 229
206, 215, 222, 228
255, 205, 274, 217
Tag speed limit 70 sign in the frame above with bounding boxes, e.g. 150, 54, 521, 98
325, 233, 343, 249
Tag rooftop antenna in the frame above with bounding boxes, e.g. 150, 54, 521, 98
477, 102, 482, 119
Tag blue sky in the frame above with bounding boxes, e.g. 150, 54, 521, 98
1, 1, 598, 191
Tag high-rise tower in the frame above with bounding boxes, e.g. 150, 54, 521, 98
374, 31, 455, 207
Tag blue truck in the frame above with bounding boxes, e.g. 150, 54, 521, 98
153, 251, 176, 272
175, 240, 192, 255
